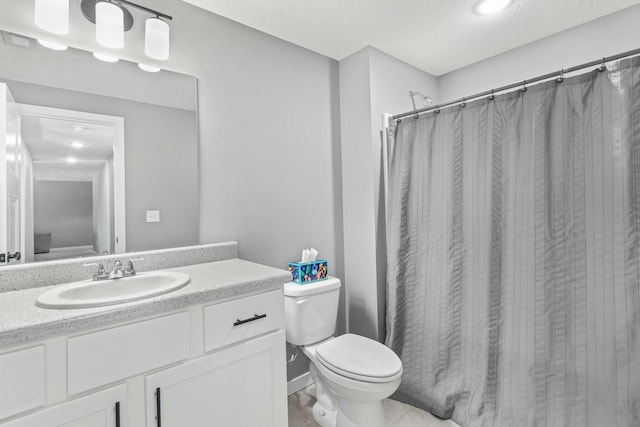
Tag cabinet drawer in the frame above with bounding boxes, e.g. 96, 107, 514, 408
0, 346, 45, 420
68, 312, 190, 395
204, 289, 284, 352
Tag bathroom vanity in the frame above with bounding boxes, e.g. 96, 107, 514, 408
0, 242, 291, 427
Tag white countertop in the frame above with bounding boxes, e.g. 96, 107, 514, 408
0, 258, 291, 348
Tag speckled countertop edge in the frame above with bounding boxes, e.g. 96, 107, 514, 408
0, 258, 292, 348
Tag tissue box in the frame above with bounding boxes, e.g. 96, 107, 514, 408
288, 260, 328, 284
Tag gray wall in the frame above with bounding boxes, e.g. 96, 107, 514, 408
175, 4, 345, 382
438, 4, 640, 101
339, 47, 438, 341
6, 80, 199, 252
34, 181, 93, 249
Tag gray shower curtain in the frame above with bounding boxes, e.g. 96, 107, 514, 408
385, 57, 640, 427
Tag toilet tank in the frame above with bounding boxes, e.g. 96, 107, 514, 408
283, 277, 341, 346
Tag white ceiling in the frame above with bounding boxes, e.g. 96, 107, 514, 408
21, 115, 114, 181
183, 0, 640, 76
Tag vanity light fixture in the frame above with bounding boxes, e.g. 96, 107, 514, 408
145, 17, 170, 60
138, 63, 161, 73
37, 39, 68, 51
475, 0, 512, 15
78, 0, 172, 63
93, 52, 120, 62
35, 0, 69, 35
96, 1, 124, 48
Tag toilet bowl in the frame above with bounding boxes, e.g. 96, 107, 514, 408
284, 278, 403, 427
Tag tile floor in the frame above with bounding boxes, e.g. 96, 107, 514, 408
288, 385, 460, 427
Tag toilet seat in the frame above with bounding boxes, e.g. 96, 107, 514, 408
315, 334, 402, 383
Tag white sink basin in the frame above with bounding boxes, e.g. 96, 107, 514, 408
36, 272, 190, 309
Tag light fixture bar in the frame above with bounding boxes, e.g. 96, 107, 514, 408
117, 0, 172, 21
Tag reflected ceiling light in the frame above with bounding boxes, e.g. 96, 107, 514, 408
35, 0, 69, 35
96, 1, 124, 48
66, 157, 77, 164
93, 52, 119, 62
476, 0, 511, 15
145, 17, 170, 60
71, 141, 86, 149
37, 39, 68, 51
138, 63, 161, 73
73, 126, 86, 132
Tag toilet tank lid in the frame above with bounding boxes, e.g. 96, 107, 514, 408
284, 277, 341, 297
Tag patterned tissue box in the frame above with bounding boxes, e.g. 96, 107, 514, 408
288, 260, 328, 284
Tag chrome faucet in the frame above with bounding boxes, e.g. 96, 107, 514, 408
109, 260, 125, 279
85, 258, 145, 281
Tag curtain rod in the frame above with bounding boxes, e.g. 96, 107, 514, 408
392, 47, 640, 121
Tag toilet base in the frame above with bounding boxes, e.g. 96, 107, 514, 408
309, 361, 388, 427
310, 363, 337, 427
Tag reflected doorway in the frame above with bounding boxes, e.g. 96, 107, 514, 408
16, 104, 125, 263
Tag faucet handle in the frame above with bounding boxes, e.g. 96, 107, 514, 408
125, 257, 145, 276
84, 262, 108, 281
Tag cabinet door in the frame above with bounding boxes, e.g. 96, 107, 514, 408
1, 385, 126, 427
146, 330, 287, 427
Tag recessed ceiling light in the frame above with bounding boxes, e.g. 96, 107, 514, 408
93, 52, 119, 63
66, 157, 77, 164
37, 39, 68, 51
476, 0, 511, 15
70, 141, 85, 149
138, 63, 161, 73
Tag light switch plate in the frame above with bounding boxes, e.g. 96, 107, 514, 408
146, 210, 160, 223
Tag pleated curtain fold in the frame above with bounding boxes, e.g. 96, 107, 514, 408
385, 57, 640, 427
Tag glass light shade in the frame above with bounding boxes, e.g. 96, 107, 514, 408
93, 52, 119, 63
37, 39, 68, 51
476, 0, 511, 14
35, 0, 69, 35
96, 1, 124, 48
138, 63, 161, 73
145, 18, 170, 60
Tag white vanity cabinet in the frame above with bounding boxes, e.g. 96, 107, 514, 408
0, 288, 288, 427
146, 331, 287, 427
1, 385, 126, 427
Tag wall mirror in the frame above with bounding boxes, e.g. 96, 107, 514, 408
0, 30, 199, 265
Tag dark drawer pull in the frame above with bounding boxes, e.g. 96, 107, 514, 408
115, 401, 121, 427
156, 387, 162, 427
233, 313, 267, 327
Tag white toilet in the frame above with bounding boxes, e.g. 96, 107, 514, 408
284, 277, 403, 427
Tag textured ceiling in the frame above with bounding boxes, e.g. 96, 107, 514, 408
183, 0, 640, 75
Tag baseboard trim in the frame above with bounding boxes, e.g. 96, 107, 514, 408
49, 245, 94, 252
287, 371, 313, 396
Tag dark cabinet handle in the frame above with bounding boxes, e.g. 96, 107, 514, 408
8, 251, 20, 261
156, 387, 162, 427
233, 313, 267, 327
115, 401, 121, 427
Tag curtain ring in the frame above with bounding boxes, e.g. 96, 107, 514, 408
434, 106, 441, 114
556, 69, 564, 83
598, 57, 607, 72
520, 80, 528, 92
488, 89, 495, 101
460, 97, 466, 108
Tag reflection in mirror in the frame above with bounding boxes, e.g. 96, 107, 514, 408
20, 106, 124, 263
0, 31, 199, 265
